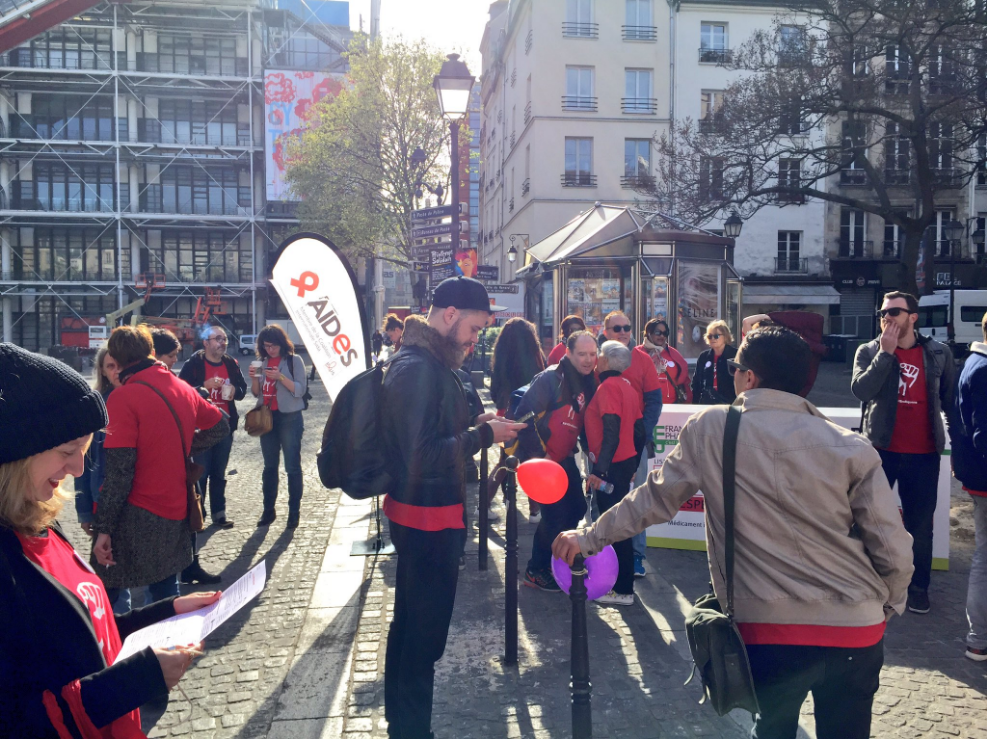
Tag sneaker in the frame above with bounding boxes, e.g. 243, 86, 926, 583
907, 590, 931, 614
597, 590, 635, 606
523, 569, 561, 592
965, 646, 987, 661
633, 556, 646, 578
473, 506, 501, 522
528, 512, 542, 524
256, 509, 277, 527
459, 556, 466, 571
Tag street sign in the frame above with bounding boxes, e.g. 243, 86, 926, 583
412, 205, 454, 222
413, 236, 452, 247
476, 265, 499, 282
411, 246, 433, 260
412, 261, 430, 273
430, 263, 456, 281
412, 223, 454, 239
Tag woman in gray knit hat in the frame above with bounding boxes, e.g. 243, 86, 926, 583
0, 342, 221, 736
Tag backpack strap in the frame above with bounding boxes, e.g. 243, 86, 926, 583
132, 381, 192, 465
722, 405, 742, 619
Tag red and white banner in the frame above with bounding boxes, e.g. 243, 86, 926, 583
271, 234, 369, 402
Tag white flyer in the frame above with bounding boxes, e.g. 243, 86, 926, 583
115, 561, 266, 662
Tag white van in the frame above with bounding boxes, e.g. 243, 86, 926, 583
238, 334, 257, 356
918, 290, 987, 356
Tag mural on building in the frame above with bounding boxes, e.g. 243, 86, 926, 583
265, 70, 346, 201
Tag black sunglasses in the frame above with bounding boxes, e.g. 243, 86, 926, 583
610, 325, 632, 333
877, 307, 915, 318
727, 359, 751, 377
650, 329, 669, 337
707, 333, 722, 340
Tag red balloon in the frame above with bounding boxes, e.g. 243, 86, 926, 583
516, 458, 567, 505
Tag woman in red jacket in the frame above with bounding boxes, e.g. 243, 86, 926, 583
640, 319, 692, 404
546, 315, 586, 366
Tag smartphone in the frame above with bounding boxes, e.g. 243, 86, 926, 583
515, 410, 535, 424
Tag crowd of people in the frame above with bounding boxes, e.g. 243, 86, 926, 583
1, 276, 985, 739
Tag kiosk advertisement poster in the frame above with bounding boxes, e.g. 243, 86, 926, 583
646, 405, 951, 570
676, 260, 720, 360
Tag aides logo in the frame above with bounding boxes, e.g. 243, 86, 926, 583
305, 292, 359, 367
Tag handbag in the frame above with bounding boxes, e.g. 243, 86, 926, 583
684, 405, 760, 717
133, 381, 206, 534
244, 402, 273, 436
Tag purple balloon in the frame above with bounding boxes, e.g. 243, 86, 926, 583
551, 545, 619, 601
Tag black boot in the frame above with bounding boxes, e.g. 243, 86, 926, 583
181, 556, 222, 585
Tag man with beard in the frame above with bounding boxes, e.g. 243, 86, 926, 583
381, 277, 525, 739
512, 330, 599, 592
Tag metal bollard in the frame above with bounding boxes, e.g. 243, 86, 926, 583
570, 554, 592, 739
478, 446, 489, 571
504, 455, 519, 666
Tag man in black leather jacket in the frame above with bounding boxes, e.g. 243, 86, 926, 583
379, 278, 523, 739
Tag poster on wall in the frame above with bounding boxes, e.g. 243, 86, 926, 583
265, 70, 346, 202
455, 248, 477, 278
676, 260, 720, 359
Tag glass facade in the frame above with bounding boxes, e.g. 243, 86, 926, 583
147, 230, 253, 283
15, 163, 116, 212
139, 166, 248, 215
11, 227, 127, 281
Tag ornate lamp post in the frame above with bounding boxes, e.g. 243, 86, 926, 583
433, 54, 475, 257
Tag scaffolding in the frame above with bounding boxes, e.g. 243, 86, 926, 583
0, 0, 350, 350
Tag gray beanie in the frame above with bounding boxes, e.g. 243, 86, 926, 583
0, 343, 108, 465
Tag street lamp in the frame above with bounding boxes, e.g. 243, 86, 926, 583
434, 53, 475, 258
723, 210, 744, 239
942, 218, 965, 341
507, 244, 517, 263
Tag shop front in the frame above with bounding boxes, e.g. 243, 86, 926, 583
520, 205, 742, 361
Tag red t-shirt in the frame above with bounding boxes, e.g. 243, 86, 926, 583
885, 346, 935, 455
738, 621, 886, 648
585, 375, 643, 465
105, 364, 223, 520
203, 358, 231, 416
621, 346, 662, 401
547, 342, 567, 366
17, 530, 142, 738
262, 358, 280, 411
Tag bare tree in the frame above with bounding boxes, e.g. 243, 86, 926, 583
649, 0, 987, 294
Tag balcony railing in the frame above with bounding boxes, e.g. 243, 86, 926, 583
511, 68, 517, 87
562, 96, 598, 111
884, 169, 910, 185
840, 168, 868, 185
620, 174, 656, 189
137, 119, 255, 147
778, 50, 808, 67
562, 22, 599, 38
933, 168, 960, 187
525, 29, 533, 54
775, 191, 806, 204
521, 178, 530, 196
775, 257, 808, 273
882, 240, 902, 258
699, 117, 724, 134
623, 25, 658, 41
936, 239, 958, 257
699, 47, 732, 64
836, 239, 873, 258
622, 97, 658, 114
524, 101, 531, 124
561, 173, 597, 187
509, 197, 515, 213
135, 52, 249, 77
510, 131, 516, 149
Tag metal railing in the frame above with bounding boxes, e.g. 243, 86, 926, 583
562, 22, 599, 38
882, 240, 902, 258
522, 178, 530, 196
620, 174, 655, 189
561, 173, 597, 187
775, 191, 805, 203
509, 197, 515, 213
774, 256, 808, 273
525, 29, 533, 53
623, 25, 657, 41
524, 101, 531, 124
621, 97, 658, 114
699, 47, 732, 63
840, 168, 867, 185
699, 117, 723, 133
778, 50, 808, 66
510, 131, 516, 149
836, 239, 873, 258
562, 96, 598, 111
884, 169, 910, 185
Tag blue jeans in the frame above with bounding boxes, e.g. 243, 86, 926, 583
193, 431, 234, 519
968, 496, 987, 650
107, 573, 180, 612
260, 410, 304, 515
877, 450, 940, 593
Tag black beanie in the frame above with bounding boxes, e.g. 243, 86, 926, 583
0, 343, 108, 465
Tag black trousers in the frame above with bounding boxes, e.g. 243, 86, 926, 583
384, 522, 461, 739
595, 455, 640, 595
877, 450, 940, 592
747, 640, 884, 739
527, 455, 586, 574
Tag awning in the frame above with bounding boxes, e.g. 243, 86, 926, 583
743, 285, 841, 306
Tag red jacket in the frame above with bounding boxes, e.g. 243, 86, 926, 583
641, 342, 693, 404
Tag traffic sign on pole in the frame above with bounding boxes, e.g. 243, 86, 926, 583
412, 205, 454, 222
412, 222, 454, 239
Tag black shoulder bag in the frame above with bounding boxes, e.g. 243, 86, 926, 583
684, 405, 760, 717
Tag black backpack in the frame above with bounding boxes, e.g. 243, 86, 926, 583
317, 361, 393, 500
286, 355, 313, 410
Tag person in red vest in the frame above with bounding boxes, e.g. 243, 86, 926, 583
640, 318, 692, 405
547, 314, 586, 365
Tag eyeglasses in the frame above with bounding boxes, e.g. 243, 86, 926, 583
262, 342, 278, 349
707, 333, 722, 340
650, 330, 669, 337
208, 337, 228, 344
877, 307, 915, 318
726, 359, 751, 377
610, 325, 632, 333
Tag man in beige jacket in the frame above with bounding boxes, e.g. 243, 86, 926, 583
553, 326, 914, 739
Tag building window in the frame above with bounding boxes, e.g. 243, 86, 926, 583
978, 134, 987, 187
623, 69, 655, 113
564, 0, 597, 37
777, 159, 803, 202
154, 230, 248, 283
885, 45, 910, 94
142, 34, 243, 76
150, 100, 245, 146
141, 166, 246, 216
777, 231, 802, 272
930, 123, 953, 178
624, 0, 656, 40
778, 96, 805, 135
884, 122, 910, 184
563, 137, 595, 186
19, 163, 115, 212
839, 207, 867, 257
779, 25, 807, 64
936, 209, 956, 256
700, 23, 729, 63
23, 28, 113, 71
883, 212, 908, 257
699, 156, 724, 202
623, 139, 652, 186
16, 95, 116, 141
17, 228, 119, 281
840, 120, 867, 185
564, 67, 596, 110
699, 90, 724, 132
